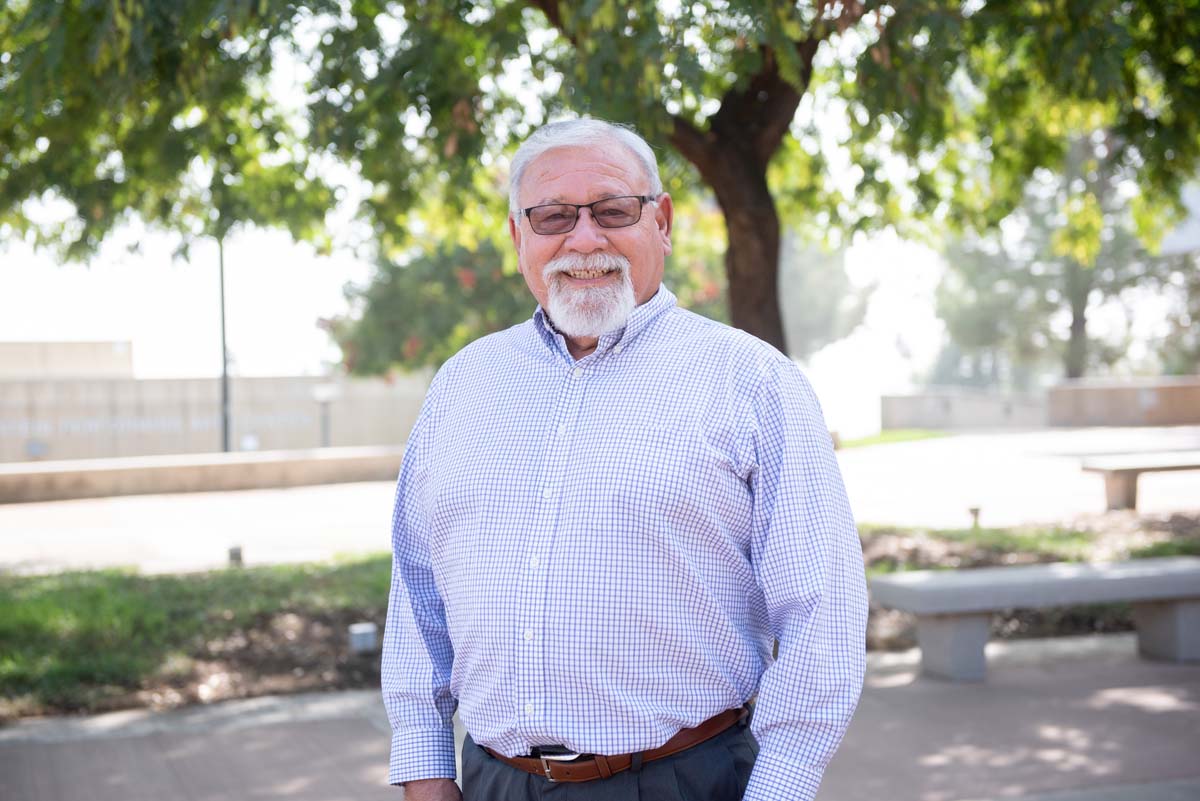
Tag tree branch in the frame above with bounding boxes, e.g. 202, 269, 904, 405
708, 46, 803, 170
667, 114, 718, 184
708, 1, 874, 169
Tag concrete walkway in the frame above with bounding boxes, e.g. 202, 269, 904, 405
835, 425, 1200, 529
2, 427, 1198, 575
2, 427, 1198, 799
2, 634, 1197, 801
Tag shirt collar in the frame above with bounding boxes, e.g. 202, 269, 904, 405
532, 284, 677, 361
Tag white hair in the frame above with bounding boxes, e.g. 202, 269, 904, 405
508, 118, 663, 215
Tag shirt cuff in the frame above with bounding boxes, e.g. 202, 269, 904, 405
388, 726, 457, 786
742, 749, 824, 801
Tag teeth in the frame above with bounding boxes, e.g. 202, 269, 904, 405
567, 269, 611, 279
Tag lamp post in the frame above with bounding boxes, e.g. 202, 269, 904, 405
218, 235, 231, 452
311, 381, 341, 448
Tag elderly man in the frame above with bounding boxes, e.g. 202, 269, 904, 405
383, 118, 867, 801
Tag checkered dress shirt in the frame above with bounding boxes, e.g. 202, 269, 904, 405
383, 285, 867, 800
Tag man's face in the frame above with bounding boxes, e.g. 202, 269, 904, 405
509, 143, 673, 336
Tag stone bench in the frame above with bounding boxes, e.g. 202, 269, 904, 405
869, 556, 1200, 681
1081, 450, 1200, 510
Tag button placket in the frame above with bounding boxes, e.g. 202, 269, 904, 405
514, 362, 588, 732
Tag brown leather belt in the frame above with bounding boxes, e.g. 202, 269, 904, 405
484, 705, 749, 783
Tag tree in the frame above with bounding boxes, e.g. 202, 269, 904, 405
4, 0, 1199, 363
935, 135, 1173, 385
1, 1, 333, 448
305, 0, 1200, 354
1158, 253, 1200, 375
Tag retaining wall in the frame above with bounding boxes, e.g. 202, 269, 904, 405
1048, 376, 1200, 427
0, 446, 405, 503
0, 374, 429, 463
882, 388, 1046, 430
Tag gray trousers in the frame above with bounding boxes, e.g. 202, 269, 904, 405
460, 719, 758, 801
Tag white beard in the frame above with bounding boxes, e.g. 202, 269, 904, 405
542, 253, 635, 338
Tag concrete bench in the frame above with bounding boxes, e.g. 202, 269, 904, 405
869, 557, 1200, 681
1081, 450, 1200, 510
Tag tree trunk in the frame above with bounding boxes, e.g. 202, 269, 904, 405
707, 151, 786, 353
1064, 260, 1091, 379
661, 40, 821, 357
532, 0, 861, 358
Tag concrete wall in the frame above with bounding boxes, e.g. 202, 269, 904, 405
0, 374, 430, 463
0, 446, 405, 503
882, 388, 1047, 430
0, 341, 133, 378
1048, 376, 1200, 427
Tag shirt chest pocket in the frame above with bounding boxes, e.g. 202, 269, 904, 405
581, 424, 743, 523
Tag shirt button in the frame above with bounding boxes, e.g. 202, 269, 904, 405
525, 702, 535, 715
572, 367, 583, 379
556, 423, 567, 437
613, 343, 624, 354
541, 487, 553, 499
529, 556, 540, 569
523, 629, 535, 641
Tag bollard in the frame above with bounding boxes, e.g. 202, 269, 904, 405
228, 546, 243, 567
349, 622, 378, 654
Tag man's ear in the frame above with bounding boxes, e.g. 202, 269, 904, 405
655, 193, 674, 257
508, 213, 525, 274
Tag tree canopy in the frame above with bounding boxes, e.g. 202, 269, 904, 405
3, 0, 1197, 364
0, 0, 332, 257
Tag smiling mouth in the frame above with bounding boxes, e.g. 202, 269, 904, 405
564, 268, 617, 279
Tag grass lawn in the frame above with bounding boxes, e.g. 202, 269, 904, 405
838, 429, 950, 449
0, 555, 392, 717
2, 519, 1196, 718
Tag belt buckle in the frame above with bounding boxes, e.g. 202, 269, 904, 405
536, 749, 581, 782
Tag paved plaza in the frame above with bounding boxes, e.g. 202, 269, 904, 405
2, 426, 1198, 800
2, 635, 1198, 801
2, 426, 1198, 575
835, 425, 1200, 530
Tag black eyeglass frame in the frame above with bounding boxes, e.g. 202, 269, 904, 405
520, 194, 660, 235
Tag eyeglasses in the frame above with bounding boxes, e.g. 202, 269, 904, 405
521, 194, 658, 235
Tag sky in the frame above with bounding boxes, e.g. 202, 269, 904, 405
0, 222, 371, 379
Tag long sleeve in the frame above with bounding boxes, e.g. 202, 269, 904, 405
381, 371, 459, 785
742, 361, 869, 801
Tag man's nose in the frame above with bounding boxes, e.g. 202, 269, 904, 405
563, 208, 608, 251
